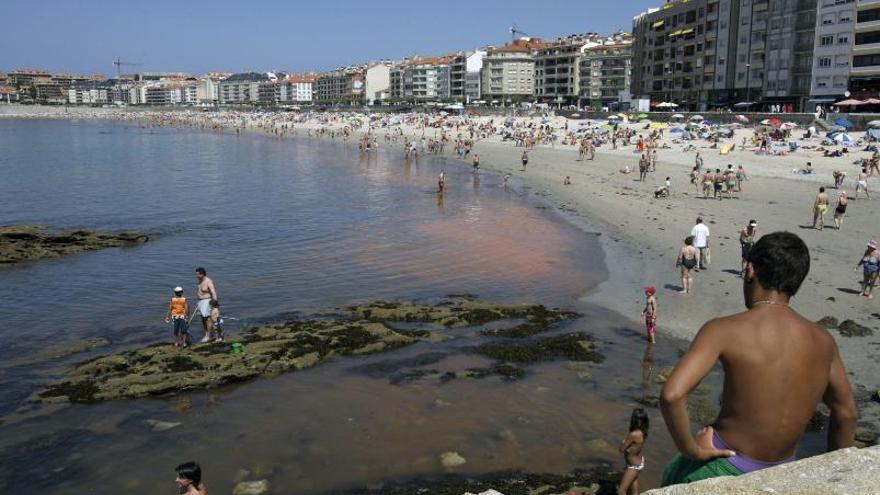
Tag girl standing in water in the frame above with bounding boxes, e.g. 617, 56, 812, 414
618, 408, 650, 495
642, 287, 657, 343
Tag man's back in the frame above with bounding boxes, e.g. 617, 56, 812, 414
710, 306, 837, 461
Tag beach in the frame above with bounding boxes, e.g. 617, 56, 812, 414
1, 104, 878, 493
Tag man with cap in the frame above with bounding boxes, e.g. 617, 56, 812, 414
165, 286, 189, 348
739, 220, 758, 276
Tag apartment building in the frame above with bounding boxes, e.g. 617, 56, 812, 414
810, 0, 856, 106
314, 67, 365, 105
196, 77, 221, 105
634, 0, 821, 111
390, 56, 453, 103
481, 38, 543, 103
536, 35, 597, 106
851, 0, 880, 96
6, 69, 52, 87
276, 74, 315, 103
449, 50, 486, 102
365, 63, 392, 105
218, 72, 274, 104
579, 33, 634, 109
68, 80, 114, 104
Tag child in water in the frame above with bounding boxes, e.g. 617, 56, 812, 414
209, 299, 224, 343
165, 287, 189, 348
642, 286, 657, 343
617, 408, 649, 495
176, 461, 207, 495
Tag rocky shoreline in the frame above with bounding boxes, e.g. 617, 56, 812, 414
0, 225, 150, 264
37, 299, 586, 403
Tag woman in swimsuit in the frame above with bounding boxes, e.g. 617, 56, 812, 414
833, 192, 848, 231
739, 220, 757, 275
618, 408, 649, 495
725, 170, 737, 199
856, 240, 880, 299
677, 236, 698, 294
736, 165, 748, 192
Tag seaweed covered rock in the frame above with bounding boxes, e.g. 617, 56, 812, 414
472, 333, 604, 364
838, 320, 874, 337
0, 225, 150, 264
346, 300, 579, 330
38, 320, 416, 403
38, 300, 583, 403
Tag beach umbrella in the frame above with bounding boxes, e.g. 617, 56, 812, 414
867, 120, 880, 129
637, 113, 649, 119
599, 124, 614, 132
702, 120, 716, 126
724, 122, 743, 129
569, 113, 581, 118
651, 122, 668, 129
760, 118, 783, 128
689, 115, 705, 121
779, 122, 798, 130
834, 99, 866, 107
656, 102, 678, 108
669, 127, 685, 134
671, 113, 685, 120
834, 117, 854, 129
735, 114, 750, 123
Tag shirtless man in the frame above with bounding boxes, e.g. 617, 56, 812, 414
813, 186, 830, 230
660, 232, 856, 486
195, 267, 218, 343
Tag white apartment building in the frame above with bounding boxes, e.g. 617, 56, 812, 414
390, 56, 453, 102
578, 33, 634, 110
365, 62, 392, 105
810, 0, 856, 106
481, 38, 543, 102
276, 74, 315, 103
851, 0, 880, 96
218, 72, 275, 104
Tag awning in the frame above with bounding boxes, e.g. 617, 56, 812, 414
652, 20, 665, 29
807, 97, 837, 103
669, 29, 683, 37
680, 28, 695, 35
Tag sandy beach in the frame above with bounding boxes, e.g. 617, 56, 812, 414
4, 103, 879, 417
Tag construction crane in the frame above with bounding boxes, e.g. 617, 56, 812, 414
509, 24, 529, 42
112, 57, 142, 79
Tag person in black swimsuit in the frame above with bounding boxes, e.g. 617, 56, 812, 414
677, 236, 698, 294
833, 192, 847, 231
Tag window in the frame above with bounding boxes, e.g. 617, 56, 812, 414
820, 35, 834, 46
858, 8, 880, 24
856, 31, 880, 46
818, 57, 832, 67
838, 34, 849, 45
854, 54, 880, 67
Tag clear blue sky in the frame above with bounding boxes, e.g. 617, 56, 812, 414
4, 0, 659, 76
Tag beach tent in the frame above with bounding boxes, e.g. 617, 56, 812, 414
834, 117, 854, 129
832, 133, 853, 144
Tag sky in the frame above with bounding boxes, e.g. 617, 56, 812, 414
3, 0, 659, 76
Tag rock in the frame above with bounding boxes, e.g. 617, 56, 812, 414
232, 469, 251, 483
805, 405, 830, 433
472, 333, 604, 364
498, 429, 516, 442
440, 451, 467, 469
0, 225, 150, 264
144, 419, 181, 432
232, 480, 269, 495
855, 424, 878, 446
815, 316, 839, 330
636, 395, 660, 408
434, 399, 451, 408
577, 371, 593, 382
838, 320, 874, 337
584, 438, 618, 457
656, 366, 674, 384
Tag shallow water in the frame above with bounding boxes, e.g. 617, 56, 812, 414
0, 120, 823, 494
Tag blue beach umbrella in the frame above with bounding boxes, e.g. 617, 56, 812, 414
834, 117, 854, 129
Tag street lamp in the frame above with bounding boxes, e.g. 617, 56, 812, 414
745, 63, 751, 106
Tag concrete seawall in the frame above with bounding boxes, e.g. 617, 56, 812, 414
644, 446, 880, 494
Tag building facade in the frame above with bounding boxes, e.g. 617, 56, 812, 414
365, 63, 392, 105
536, 35, 593, 106
276, 74, 315, 103
390, 56, 453, 103
851, 0, 880, 97
314, 67, 365, 105
218, 72, 274, 104
481, 38, 543, 103
810, 0, 856, 105
578, 33, 634, 109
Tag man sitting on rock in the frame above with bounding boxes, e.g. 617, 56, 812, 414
660, 231, 856, 485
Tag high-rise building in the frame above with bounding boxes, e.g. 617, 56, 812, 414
314, 67, 365, 105
633, 0, 822, 111
810, 0, 855, 107
851, 0, 880, 97
535, 34, 596, 107
390, 55, 453, 103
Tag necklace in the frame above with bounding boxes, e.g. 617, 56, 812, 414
752, 300, 789, 308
